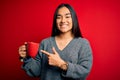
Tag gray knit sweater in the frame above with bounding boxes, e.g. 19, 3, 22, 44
22, 37, 93, 80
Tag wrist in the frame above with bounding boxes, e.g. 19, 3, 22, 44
59, 61, 68, 71
19, 56, 25, 62
19, 56, 30, 62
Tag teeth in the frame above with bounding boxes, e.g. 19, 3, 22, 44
60, 24, 68, 26
61, 24, 66, 26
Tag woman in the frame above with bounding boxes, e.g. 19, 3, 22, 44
19, 3, 93, 80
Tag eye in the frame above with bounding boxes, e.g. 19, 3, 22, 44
66, 16, 71, 18
56, 14, 62, 19
57, 15, 61, 19
57, 16, 61, 19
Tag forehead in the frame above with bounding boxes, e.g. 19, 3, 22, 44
57, 7, 71, 15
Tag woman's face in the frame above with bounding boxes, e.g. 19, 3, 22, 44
56, 7, 73, 33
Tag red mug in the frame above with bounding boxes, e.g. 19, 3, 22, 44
27, 42, 39, 58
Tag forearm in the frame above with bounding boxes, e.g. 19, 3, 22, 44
61, 54, 93, 79
22, 56, 41, 77
62, 61, 92, 78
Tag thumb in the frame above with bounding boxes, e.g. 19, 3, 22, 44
24, 42, 27, 45
24, 42, 28, 50
52, 47, 58, 55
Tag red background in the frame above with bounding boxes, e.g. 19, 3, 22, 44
0, 0, 120, 80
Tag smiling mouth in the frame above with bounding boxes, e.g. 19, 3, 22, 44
60, 24, 68, 27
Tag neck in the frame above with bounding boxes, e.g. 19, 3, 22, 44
56, 31, 74, 40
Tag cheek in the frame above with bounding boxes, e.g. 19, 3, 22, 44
69, 20, 73, 28
56, 20, 60, 25
68, 18, 72, 24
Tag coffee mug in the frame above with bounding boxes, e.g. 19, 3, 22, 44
27, 42, 39, 58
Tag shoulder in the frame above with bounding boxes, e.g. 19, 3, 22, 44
40, 37, 53, 45
76, 37, 90, 45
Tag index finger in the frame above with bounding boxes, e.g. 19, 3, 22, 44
41, 50, 50, 56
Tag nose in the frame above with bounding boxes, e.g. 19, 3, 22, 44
61, 17, 66, 23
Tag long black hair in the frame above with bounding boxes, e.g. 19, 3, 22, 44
51, 3, 83, 38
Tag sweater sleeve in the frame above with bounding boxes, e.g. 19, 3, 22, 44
21, 41, 44, 77
61, 39, 93, 79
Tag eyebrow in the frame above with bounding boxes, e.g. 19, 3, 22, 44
57, 13, 71, 16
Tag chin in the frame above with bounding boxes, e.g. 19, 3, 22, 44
58, 28, 72, 33
60, 30, 71, 33
59, 30, 67, 33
